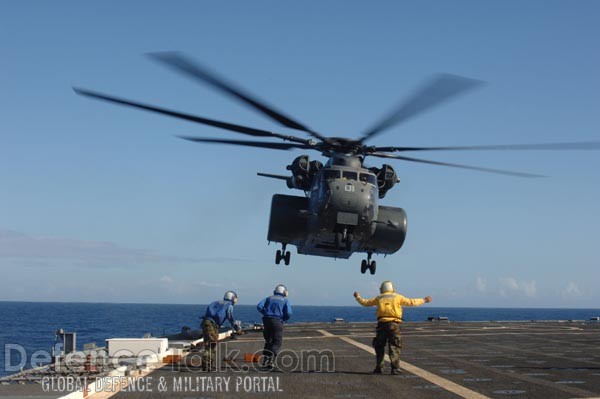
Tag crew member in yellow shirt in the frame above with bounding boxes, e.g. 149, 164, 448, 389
354, 281, 432, 374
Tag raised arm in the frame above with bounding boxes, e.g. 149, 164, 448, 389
353, 292, 378, 307
399, 295, 432, 307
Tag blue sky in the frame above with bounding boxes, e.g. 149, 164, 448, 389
1, 1, 599, 307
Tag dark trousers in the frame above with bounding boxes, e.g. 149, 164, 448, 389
262, 317, 283, 363
373, 321, 402, 369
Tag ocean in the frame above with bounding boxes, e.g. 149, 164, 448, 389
1, 301, 599, 376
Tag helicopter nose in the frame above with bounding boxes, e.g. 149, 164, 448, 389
328, 180, 370, 213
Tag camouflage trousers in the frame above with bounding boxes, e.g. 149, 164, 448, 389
373, 321, 403, 369
201, 319, 219, 370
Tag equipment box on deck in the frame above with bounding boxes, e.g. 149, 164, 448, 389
107, 338, 168, 357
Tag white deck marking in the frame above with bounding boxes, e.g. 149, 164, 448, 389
317, 329, 335, 337
317, 329, 490, 399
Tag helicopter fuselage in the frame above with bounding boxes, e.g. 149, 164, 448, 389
305, 164, 378, 255
267, 154, 408, 265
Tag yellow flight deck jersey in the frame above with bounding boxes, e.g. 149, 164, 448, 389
355, 292, 425, 322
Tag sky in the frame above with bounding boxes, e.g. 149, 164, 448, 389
1, 1, 599, 307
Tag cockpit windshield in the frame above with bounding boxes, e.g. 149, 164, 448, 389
321, 170, 375, 184
342, 171, 357, 180
359, 173, 377, 186
322, 169, 341, 180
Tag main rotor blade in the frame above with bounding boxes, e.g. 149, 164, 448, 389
74, 87, 311, 144
360, 74, 484, 143
148, 52, 329, 142
370, 152, 543, 178
177, 136, 312, 151
373, 141, 600, 153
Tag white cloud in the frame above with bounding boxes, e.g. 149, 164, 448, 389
475, 276, 487, 293
160, 275, 174, 284
521, 280, 537, 298
498, 277, 537, 298
498, 277, 518, 297
561, 281, 583, 299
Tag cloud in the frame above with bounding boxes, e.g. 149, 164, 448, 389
521, 280, 537, 298
498, 277, 537, 298
0, 229, 247, 268
475, 276, 487, 293
561, 281, 583, 299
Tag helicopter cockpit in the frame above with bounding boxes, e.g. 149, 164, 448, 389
322, 169, 341, 180
319, 169, 377, 186
358, 173, 377, 186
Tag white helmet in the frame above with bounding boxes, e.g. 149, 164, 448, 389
380, 281, 394, 294
223, 291, 238, 304
274, 284, 288, 297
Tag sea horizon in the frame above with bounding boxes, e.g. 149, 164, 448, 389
1, 300, 598, 310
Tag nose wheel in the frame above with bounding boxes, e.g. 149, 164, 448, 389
275, 244, 291, 266
360, 253, 376, 275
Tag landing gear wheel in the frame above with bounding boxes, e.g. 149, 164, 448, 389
360, 259, 367, 274
284, 251, 291, 266
275, 250, 282, 265
360, 252, 376, 275
369, 261, 377, 275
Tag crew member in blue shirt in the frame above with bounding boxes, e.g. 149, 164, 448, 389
257, 284, 292, 368
201, 290, 241, 370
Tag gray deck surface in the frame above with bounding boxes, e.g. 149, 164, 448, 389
2, 321, 600, 398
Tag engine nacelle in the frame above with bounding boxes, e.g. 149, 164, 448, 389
364, 206, 407, 254
267, 194, 309, 245
286, 155, 322, 191
369, 164, 399, 198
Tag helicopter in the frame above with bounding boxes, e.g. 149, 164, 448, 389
74, 52, 600, 275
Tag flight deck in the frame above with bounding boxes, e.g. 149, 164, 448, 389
2, 321, 600, 399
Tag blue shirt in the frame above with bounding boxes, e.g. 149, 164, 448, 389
257, 294, 292, 321
203, 300, 235, 328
